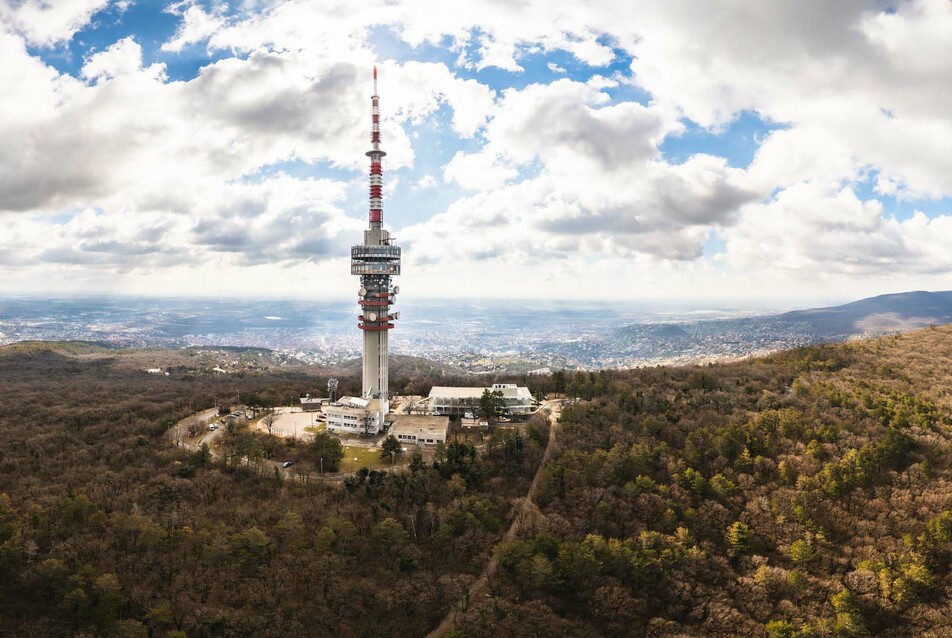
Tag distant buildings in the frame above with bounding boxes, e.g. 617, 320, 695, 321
429, 383, 534, 416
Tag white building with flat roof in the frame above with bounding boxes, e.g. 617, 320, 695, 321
428, 383, 534, 416
389, 415, 449, 446
326, 397, 385, 435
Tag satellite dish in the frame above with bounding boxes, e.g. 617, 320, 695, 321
358, 287, 367, 297
392, 286, 400, 294
367, 312, 378, 321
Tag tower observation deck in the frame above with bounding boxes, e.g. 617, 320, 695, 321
352, 66, 400, 415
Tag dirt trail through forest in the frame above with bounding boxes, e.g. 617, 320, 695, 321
426, 403, 563, 638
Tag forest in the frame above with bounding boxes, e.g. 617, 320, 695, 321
0, 326, 950, 637
452, 326, 952, 637
0, 343, 545, 637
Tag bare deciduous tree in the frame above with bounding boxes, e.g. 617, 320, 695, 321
263, 410, 277, 436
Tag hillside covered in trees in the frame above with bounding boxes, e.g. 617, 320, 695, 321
453, 326, 952, 637
0, 327, 950, 637
0, 343, 544, 637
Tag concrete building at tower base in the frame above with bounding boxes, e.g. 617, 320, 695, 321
325, 397, 386, 435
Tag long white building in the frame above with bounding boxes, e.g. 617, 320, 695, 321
428, 383, 534, 416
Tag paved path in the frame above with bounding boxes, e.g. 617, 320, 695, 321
169, 408, 220, 452
425, 401, 564, 638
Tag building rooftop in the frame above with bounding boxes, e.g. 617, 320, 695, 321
331, 396, 371, 409
428, 385, 532, 400
389, 414, 448, 436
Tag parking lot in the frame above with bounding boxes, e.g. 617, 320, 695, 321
258, 407, 323, 441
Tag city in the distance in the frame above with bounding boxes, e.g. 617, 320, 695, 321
2, 290, 952, 373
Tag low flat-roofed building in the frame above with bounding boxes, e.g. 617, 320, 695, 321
299, 394, 325, 411
428, 383, 534, 416
326, 397, 384, 435
389, 414, 449, 446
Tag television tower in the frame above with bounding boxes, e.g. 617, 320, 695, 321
351, 65, 400, 416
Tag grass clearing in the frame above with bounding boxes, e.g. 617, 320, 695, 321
340, 444, 407, 472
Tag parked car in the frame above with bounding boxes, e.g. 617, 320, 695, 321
208, 424, 217, 431
281, 461, 294, 468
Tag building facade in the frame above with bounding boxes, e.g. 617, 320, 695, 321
389, 415, 449, 446
325, 397, 385, 435
428, 383, 535, 416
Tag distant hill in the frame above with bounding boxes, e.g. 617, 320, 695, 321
771, 290, 952, 337
582, 290, 952, 368
339, 354, 470, 378
0, 340, 120, 358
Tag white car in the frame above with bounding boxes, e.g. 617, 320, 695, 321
208, 424, 218, 431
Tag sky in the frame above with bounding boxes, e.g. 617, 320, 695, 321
0, 0, 950, 305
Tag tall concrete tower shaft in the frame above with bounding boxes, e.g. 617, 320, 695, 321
351, 66, 400, 415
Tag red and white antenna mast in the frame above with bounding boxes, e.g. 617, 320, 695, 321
368, 65, 384, 228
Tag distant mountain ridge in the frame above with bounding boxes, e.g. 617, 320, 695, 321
597, 290, 952, 368
772, 290, 952, 336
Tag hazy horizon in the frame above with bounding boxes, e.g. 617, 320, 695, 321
0, 288, 922, 314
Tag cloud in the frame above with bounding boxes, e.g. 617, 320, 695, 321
626, 0, 952, 198
161, 1, 226, 53
151, 0, 952, 199
175, 0, 620, 72
443, 151, 517, 190
443, 78, 678, 187
432, 79, 758, 263
0, 0, 109, 46
0, 175, 360, 276
385, 61, 496, 138
726, 182, 952, 275
2, 0, 951, 300
0, 43, 397, 213
81, 36, 149, 81
413, 175, 436, 190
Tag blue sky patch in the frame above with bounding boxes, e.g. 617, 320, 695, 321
660, 111, 786, 169
853, 172, 952, 221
